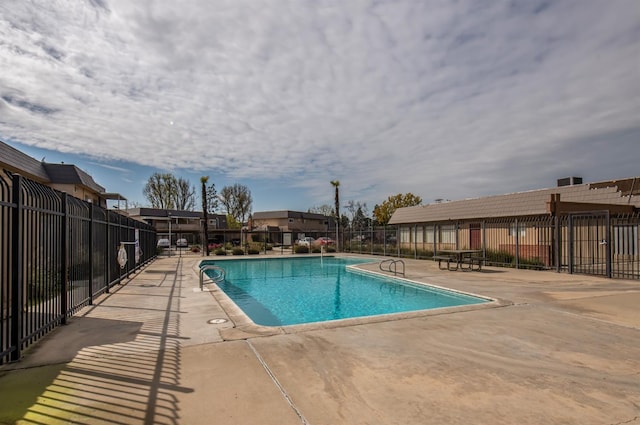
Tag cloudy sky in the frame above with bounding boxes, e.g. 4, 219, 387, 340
1, 0, 639, 213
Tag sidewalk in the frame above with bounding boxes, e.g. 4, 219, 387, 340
1, 255, 639, 424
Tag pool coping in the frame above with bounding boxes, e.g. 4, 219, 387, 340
195, 255, 511, 341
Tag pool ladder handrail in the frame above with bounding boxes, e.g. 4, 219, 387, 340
200, 265, 226, 290
379, 259, 405, 277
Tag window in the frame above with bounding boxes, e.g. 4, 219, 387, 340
425, 227, 435, 243
288, 218, 294, 223
439, 225, 456, 244
508, 223, 526, 237
415, 226, 424, 243
400, 227, 411, 243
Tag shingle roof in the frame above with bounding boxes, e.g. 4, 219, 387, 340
1, 141, 105, 193
389, 177, 640, 224
0, 141, 50, 181
253, 210, 329, 220
43, 163, 105, 193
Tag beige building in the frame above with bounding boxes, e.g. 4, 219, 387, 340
252, 210, 334, 233
389, 177, 640, 279
0, 140, 114, 207
127, 208, 229, 246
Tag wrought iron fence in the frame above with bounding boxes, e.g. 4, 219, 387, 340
208, 216, 638, 280
387, 213, 639, 279
1, 172, 156, 364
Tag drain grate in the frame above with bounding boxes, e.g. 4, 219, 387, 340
208, 318, 228, 324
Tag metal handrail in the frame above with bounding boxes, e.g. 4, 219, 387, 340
200, 265, 226, 290
379, 259, 405, 277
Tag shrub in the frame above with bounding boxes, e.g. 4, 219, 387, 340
191, 245, 201, 253
214, 248, 227, 256
247, 248, 260, 255
325, 246, 336, 253
232, 248, 245, 255
311, 247, 322, 253
294, 245, 309, 254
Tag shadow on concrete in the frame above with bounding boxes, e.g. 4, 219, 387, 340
0, 259, 192, 425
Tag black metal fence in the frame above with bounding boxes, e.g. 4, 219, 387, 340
1, 172, 156, 364
377, 213, 639, 280
208, 217, 639, 280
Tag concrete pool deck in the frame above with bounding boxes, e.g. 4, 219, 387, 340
1, 254, 639, 424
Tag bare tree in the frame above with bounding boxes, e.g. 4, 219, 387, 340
174, 177, 196, 210
308, 204, 334, 216
219, 183, 253, 223
143, 173, 177, 209
346, 200, 368, 229
143, 173, 196, 210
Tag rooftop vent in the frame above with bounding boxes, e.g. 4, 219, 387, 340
557, 176, 583, 187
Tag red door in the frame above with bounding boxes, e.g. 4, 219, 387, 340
470, 223, 481, 250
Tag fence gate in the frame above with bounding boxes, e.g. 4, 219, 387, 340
568, 211, 611, 278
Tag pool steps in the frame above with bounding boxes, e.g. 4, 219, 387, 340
199, 264, 226, 290
379, 259, 405, 277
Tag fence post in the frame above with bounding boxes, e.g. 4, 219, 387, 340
514, 218, 519, 269
554, 216, 561, 273
433, 224, 437, 255
605, 211, 612, 278
568, 214, 574, 274
61, 193, 69, 325
89, 203, 94, 305
481, 220, 486, 258
105, 210, 110, 293
10, 174, 23, 361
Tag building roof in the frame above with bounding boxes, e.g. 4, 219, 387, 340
389, 177, 640, 224
0, 140, 50, 181
252, 210, 330, 221
42, 163, 105, 193
127, 208, 204, 219
1, 140, 105, 193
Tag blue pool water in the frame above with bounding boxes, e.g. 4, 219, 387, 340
202, 257, 488, 326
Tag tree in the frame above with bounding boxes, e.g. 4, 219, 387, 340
219, 183, 253, 223
330, 180, 340, 249
353, 205, 370, 230
205, 183, 219, 215
226, 214, 242, 229
346, 200, 368, 229
373, 193, 423, 225
143, 172, 197, 210
175, 177, 196, 211
201, 176, 210, 256
143, 173, 177, 209
308, 204, 334, 216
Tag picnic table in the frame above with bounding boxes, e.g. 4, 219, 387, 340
433, 249, 485, 271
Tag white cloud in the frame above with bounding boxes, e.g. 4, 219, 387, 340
1, 0, 639, 208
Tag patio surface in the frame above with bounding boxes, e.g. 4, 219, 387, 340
0, 253, 639, 424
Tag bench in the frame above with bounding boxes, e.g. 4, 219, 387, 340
433, 255, 458, 271
462, 256, 486, 271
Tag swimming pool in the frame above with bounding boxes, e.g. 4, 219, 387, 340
202, 256, 488, 326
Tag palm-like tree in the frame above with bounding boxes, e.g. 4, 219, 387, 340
201, 176, 210, 256
330, 180, 340, 250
